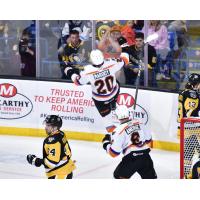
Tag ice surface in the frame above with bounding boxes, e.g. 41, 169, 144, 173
0, 135, 179, 179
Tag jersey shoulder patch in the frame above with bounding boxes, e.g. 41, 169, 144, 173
45, 132, 63, 144
44, 136, 56, 144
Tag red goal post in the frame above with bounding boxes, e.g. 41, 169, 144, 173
180, 117, 200, 179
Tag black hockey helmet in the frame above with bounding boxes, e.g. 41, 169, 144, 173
44, 115, 62, 129
188, 73, 200, 86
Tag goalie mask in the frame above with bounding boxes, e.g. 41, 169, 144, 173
115, 105, 130, 120
90, 49, 104, 66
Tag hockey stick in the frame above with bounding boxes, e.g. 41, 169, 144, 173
133, 33, 158, 112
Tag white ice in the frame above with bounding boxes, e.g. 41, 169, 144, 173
0, 135, 179, 179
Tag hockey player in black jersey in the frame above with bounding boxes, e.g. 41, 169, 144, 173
26, 115, 76, 179
102, 105, 157, 179
178, 73, 200, 136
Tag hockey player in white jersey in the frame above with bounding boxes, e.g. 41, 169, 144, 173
102, 105, 157, 179
65, 49, 129, 118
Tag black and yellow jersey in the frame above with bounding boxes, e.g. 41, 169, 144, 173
122, 44, 157, 69
62, 40, 85, 64
178, 89, 200, 123
43, 130, 76, 179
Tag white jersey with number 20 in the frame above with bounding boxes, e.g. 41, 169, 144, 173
74, 58, 125, 101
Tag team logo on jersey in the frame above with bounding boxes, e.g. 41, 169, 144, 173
93, 69, 110, 80
48, 137, 54, 143
117, 93, 148, 125
0, 83, 33, 119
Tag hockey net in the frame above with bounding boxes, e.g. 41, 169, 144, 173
180, 118, 200, 178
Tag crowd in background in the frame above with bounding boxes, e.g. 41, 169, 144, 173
0, 20, 195, 91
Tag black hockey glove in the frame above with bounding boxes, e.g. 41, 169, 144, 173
102, 134, 111, 151
64, 66, 80, 79
27, 154, 43, 167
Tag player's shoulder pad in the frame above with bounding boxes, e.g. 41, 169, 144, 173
105, 57, 122, 63
105, 58, 115, 62
178, 94, 183, 101
188, 90, 198, 98
45, 135, 57, 144
45, 132, 63, 144
84, 64, 97, 73
181, 89, 199, 99
180, 90, 187, 98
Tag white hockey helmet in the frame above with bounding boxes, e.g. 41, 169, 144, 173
115, 105, 130, 120
90, 49, 104, 66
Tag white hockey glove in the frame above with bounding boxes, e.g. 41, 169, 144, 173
71, 74, 80, 83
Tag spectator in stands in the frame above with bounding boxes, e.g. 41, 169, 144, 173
0, 21, 17, 58
123, 32, 157, 86
133, 20, 144, 31
143, 20, 170, 81
168, 20, 188, 49
58, 30, 88, 79
59, 20, 92, 49
97, 25, 128, 84
98, 25, 122, 58
18, 23, 36, 77
121, 20, 136, 46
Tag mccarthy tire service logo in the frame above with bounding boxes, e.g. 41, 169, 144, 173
0, 83, 33, 119
117, 93, 148, 125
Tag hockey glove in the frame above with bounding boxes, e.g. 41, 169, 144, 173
64, 66, 76, 79
71, 74, 79, 82
102, 134, 111, 151
27, 154, 43, 167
